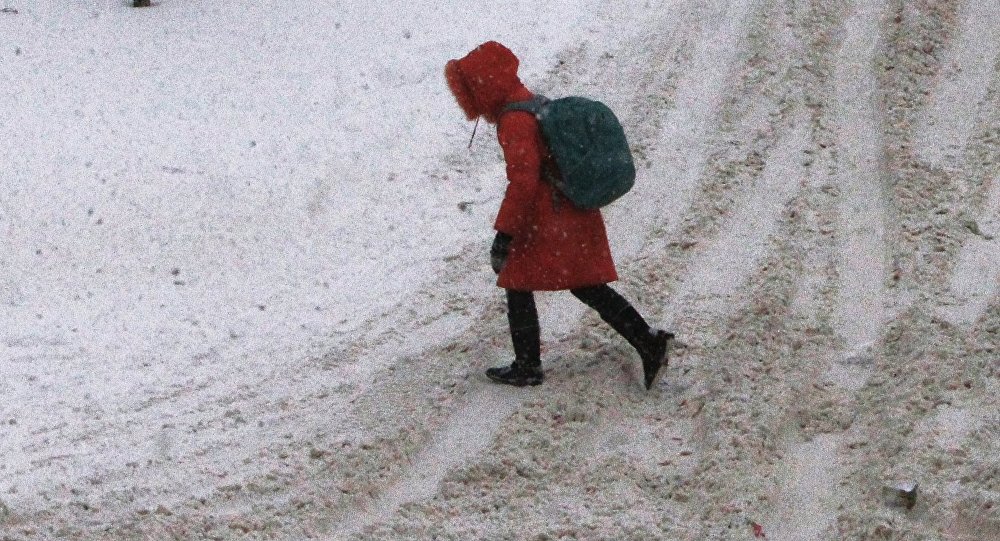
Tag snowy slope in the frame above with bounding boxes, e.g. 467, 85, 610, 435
2, 0, 649, 378
2, 1, 999, 540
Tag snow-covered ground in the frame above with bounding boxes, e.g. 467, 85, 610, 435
2, 1, 998, 540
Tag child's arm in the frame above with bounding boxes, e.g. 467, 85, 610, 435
493, 112, 542, 238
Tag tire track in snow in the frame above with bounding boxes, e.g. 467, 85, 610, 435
645, 0, 803, 338
913, 0, 1000, 170
830, 0, 890, 379
337, 386, 524, 539
939, 174, 1000, 327
609, 0, 757, 261
665, 118, 808, 339
823, 2, 1000, 537
770, 4, 891, 540
918, 1, 1000, 328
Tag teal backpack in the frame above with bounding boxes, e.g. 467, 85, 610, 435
502, 95, 635, 209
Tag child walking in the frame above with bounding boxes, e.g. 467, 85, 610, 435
445, 41, 673, 390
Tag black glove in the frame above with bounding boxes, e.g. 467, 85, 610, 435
490, 232, 513, 274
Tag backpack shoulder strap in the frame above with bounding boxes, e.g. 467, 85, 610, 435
501, 95, 550, 116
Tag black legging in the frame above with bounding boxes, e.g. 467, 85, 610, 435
506, 285, 634, 331
504, 285, 653, 368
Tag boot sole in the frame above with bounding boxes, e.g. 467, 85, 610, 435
485, 371, 543, 387
486, 375, 543, 387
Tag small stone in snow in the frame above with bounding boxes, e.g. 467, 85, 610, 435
883, 481, 918, 510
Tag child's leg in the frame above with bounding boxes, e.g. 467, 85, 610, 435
570, 284, 650, 346
506, 289, 540, 366
485, 289, 543, 386
571, 284, 672, 390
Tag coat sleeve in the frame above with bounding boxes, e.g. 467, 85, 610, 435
494, 112, 542, 238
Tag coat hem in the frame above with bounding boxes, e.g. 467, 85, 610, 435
495, 277, 618, 292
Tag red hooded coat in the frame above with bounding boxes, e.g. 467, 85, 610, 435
446, 42, 618, 291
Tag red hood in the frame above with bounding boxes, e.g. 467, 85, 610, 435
445, 41, 530, 124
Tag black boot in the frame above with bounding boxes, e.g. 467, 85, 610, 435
638, 328, 673, 390
485, 360, 543, 386
572, 285, 673, 390
605, 305, 673, 390
487, 291, 544, 387
486, 324, 543, 386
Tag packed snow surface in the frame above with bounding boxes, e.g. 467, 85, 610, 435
2, 1, 998, 540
